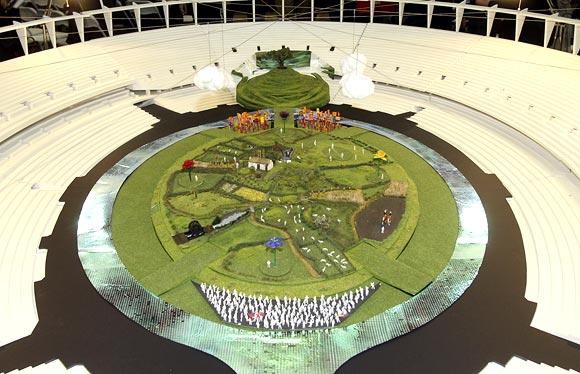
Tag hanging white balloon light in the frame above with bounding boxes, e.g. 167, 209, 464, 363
341, 52, 368, 75
339, 53, 375, 99
340, 73, 375, 99
194, 19, 236, 92
194, 64, 235, 92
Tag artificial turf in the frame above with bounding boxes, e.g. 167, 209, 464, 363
111, 124, 458, 327
236, 68, 330, 110
356, 131, 459, 277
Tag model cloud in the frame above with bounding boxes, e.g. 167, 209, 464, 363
339, 53, 374, 99
340, 73, 375, 99
341, 52, 368, 75
194, 64, 235, 91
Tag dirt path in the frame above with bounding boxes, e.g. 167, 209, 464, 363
284, 234, 321, 278
250, 215, 321, 278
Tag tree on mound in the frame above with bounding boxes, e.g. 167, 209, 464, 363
268, 47, 292, 69
256, 47, 311, 69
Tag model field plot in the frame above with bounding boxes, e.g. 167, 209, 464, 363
111, 120, 459, 328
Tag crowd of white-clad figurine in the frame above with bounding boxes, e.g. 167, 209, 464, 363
199, 282, 379, 330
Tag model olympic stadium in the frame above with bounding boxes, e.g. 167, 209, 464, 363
0, 2, 579, 374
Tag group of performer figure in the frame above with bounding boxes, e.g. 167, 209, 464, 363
228, 111, 273, 133
227, 108, 342, 134
297, 108, 341, 132
381, 210, 393, 234
199, 282, 379, 330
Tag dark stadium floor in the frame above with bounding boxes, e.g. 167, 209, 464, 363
0, 104, 578, 374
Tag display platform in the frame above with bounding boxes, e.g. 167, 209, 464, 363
77, 111, 487, 373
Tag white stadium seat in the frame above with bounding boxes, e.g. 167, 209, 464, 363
1, 359, 90, 373
0, 89, 158, 346
153, 86, 237, 114
479, 356, 580, 374
0, 18, 578, 368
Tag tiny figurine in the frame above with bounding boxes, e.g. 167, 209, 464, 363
381, 210, 388, 234
185, 219, 205, 239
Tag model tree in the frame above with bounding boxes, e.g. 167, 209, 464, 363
182, 159, 194, 181
265, 237, 284, 267
264, 47, 292, 69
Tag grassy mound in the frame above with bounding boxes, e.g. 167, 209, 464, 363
236, 68, 330, 110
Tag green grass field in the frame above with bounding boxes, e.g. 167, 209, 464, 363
236, 68, 330, 110
355, 131, 459, 276
111, 123, 458, 328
